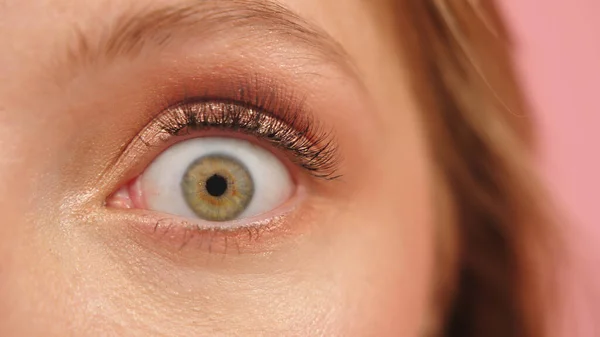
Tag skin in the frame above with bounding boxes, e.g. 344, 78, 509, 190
0, 0, 438, 336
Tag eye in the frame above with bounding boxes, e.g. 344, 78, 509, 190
105, 97, 341, 236
132, 137, 294, 222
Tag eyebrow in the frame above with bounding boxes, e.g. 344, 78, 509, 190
63, 0, 356, 79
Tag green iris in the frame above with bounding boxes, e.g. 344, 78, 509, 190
181, 154, 254, 221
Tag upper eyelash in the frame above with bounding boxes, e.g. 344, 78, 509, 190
153, 89, 341, 180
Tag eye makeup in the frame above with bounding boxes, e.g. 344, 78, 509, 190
115, 75, 343, 180
152, 96, 341, 181
101, 77, 341, 255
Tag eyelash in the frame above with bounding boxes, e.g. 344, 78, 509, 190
148, 85, 341, 180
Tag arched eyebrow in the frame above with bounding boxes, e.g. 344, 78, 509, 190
62, 0, 357, 79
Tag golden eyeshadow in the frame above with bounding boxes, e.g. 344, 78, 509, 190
181, 154, 254, 221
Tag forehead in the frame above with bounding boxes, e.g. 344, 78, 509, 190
0, 0, 398, 78
0, 0, 414, 149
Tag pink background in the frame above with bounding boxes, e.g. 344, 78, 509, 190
500, 1, 599, 336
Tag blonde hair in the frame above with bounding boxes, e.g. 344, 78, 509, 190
388, 1, 555, 336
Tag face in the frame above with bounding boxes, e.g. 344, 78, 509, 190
0, 0, 437, 336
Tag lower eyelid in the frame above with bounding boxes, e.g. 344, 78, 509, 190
102, 184, 308, 256
102, 180, 309, 254
139, 214, 289, 254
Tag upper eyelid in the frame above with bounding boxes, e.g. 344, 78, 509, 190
148, 99, 341, 180
92, 73, 344, 204
98, 97, 340, 199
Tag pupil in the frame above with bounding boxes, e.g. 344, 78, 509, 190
205, 174, 228, 197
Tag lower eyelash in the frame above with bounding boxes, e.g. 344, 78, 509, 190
151, 87, 341, 180
159, 218, 271, 253
117, 209, 293, 255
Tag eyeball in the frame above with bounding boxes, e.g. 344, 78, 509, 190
138, 137, 294, 222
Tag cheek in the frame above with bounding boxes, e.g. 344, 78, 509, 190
330, 197, 435, 335
333, 136, 436, 334
0, 125, 77, 335
290, 147, 437, 335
